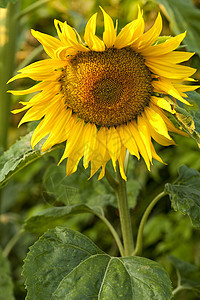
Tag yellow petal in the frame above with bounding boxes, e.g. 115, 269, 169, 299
133, 13, 162, 50
146, 60, 196, 79
31, 29, 65, 58
137, 115, 152, 162
106, 126, 121, 170
150, 128, 175, 146
147, 51, 194, 64
18, 106, 46, 127
83, 123, 97, 169
114, 7, 144, 49
31, 119, 48, 148
7, 81, 47, 95
117, 124, 140, 159
41, 109, 72, 151
84, 13, 105, 51
128, 121, 151, 170
66, 124, 87, 176
150, 103, 188, 137
54, 20, 89, 53
144, 105, 173, 140
59, 118, 84, 164
90, 127, 108, 178
151, 96, 175, 113
151, 143, 166, 164
173, 83, 200, 93
152, 78, 191, 105
8, 59, 66, 83
141, 32, 186, 57
118, 147, 127, 181
100, 6, 116, 47
54, 19, 66, 43
31, 98, 64, 147
54, 20, 76, 44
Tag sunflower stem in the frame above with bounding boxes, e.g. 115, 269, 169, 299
105, 167, 119, 190
133, 191, 167, 256
0, 1, 20, 151
115, 163, 134, 256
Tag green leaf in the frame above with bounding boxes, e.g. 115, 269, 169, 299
0, 248, 14, 300
165, 165, 200, 228
0, 0, 17, 8
23, 227, 172, 300
43, 164, 116, 207
0, 132, 62, 189
169, 255, 200, 294
156, 0, 200, 56
23, 204, 104, 234
164, 92, 200, 148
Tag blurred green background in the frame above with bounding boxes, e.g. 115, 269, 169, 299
0, 0, 200, 299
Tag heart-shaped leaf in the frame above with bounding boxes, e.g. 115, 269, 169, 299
23, 227, 172, 299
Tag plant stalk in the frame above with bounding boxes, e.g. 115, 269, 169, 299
97, 214, 124, 257
115, 163, 134, 256
133, 191, 167, 256
0, 1, 20, 151
3, 229, 24, 257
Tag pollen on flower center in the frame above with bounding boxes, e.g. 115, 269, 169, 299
60, 47, 153, 127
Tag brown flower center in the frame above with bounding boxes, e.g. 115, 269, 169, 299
60, 47, 153, 127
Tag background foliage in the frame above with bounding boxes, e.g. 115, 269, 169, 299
0, 0, 200, 299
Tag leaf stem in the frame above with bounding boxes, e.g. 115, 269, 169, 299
133, 191, 167, 256
115, 163, 134, 256
3, 229, 24, 257
172, 285, 187, 296
96, 214, 124, 257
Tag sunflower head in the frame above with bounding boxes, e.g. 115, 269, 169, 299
9, 6, 198, 180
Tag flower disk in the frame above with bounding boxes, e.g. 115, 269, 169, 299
61, 47, 153, 127
9, 7, 199, 180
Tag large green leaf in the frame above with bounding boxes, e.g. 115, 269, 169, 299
165, 165, 200, 228
0, 248, 14, 300
169, 256, 200, 294
23, 227, 172, 300
23, 204, 104, 234
0, 132, 62, 189
156, 0, 200, 56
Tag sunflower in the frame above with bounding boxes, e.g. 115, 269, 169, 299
8, 7, 198, 180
